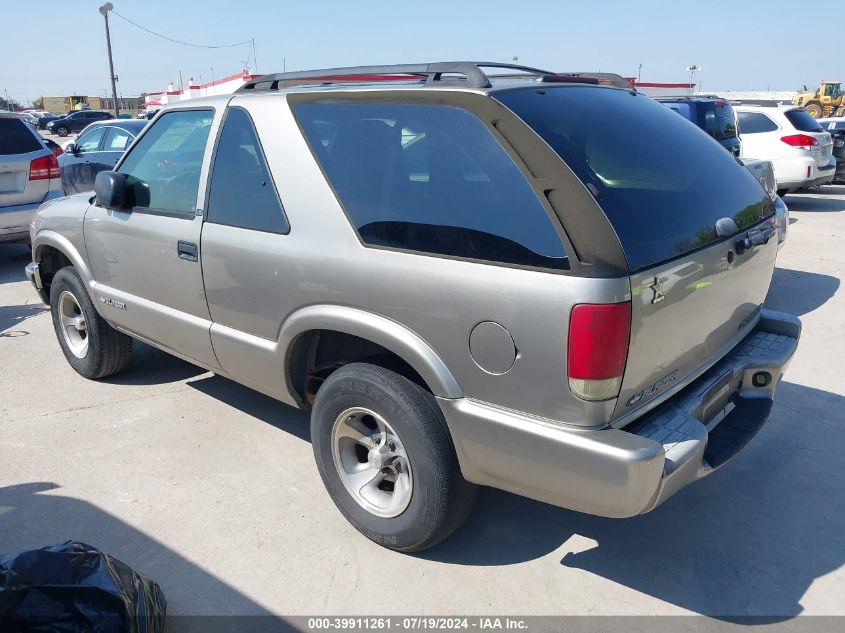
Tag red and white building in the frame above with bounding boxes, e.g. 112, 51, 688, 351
626, 79, 696, 97
141, 71, 262, 113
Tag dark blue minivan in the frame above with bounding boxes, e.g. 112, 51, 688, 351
655, 97, 741, 156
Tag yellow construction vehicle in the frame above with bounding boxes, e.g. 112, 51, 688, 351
792, 81, 845, 118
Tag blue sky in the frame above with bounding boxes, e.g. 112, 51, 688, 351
1, 0, 823, 106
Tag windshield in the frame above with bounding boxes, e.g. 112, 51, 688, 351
495, 86, 773, 270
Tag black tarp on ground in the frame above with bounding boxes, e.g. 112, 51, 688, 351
0, 540, 166, 632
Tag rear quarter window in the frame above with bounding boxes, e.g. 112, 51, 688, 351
784, 109, 823, 133
292, 101, 568, 270
0, 118, 42, 155
737, 111, 779, 134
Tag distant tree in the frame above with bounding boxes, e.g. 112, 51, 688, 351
33, 98, 43, 109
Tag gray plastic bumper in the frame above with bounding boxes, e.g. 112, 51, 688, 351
440, 309, 800, 518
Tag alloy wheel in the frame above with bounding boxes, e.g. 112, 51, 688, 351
331, 407, 413, 518
58, 290, 88, 358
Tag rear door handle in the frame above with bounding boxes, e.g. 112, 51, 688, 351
177, 241, 198, 262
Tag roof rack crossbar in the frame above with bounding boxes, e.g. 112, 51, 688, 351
541, 72, 634, 90
236, 61, 556, 92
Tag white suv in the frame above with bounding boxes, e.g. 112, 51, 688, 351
735, 104, 834, 195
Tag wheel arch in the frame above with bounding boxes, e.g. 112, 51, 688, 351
33, 231, 98, 310
281, 305, 463, 406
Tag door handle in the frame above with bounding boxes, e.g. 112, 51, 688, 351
177, 241, 198, 262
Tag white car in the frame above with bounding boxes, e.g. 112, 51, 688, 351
735, 104, 834, 195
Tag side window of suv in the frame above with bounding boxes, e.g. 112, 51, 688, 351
205, 107, 289, 233
117, 109, 213, 214
737, 112, 778, 134
293, 102, 568, 269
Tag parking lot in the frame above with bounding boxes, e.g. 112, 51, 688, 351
0, 187, 843, 620
40, 128, 76, 149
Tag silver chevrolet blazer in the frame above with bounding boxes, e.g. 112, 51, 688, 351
26, 62, 800, 552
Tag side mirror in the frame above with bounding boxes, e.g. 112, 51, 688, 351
94, 171, 133, 211
65, 143, 78, 155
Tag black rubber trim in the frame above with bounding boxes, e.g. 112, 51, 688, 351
704, 397, 773, 468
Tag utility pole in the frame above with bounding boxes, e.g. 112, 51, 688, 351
637, 64, 643, 83
99, 3, 120, 117
686, 64, 700, 95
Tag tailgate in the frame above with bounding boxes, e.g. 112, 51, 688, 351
817, 134, 833, 164
615, 223, 779, 421
0, 116, 51, 210
0, 152, 50, 209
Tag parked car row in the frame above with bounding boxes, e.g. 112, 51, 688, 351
735, 105, 834, 195
46, 110, 114, 137
58, 120, 147, 195
657, 95, 836, 195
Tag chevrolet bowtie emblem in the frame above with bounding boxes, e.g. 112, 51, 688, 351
648, 276, 666, 305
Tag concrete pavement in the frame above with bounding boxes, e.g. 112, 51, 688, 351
0, 188, 843, 620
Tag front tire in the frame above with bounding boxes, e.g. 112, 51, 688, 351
49, 267, 133, 379
311, 363, 476, 552
56, 126, 69, 137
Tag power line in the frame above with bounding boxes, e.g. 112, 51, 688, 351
110, 10, 252, 49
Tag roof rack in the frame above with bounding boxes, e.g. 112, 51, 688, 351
236, 61, 556, 92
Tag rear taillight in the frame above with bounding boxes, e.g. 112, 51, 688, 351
568, 302, 631, 401
781, 134, 819, 150
29, 154, 60, 181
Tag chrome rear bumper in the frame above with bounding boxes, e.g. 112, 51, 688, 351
441, 309, 800, 518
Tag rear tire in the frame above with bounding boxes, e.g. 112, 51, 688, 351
311, 362, 476, 552
805, 103, 823, 119
49, 267, 133, 379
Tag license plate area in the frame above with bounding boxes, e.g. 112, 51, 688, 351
696, 369, 741, 424
0, 171, 25, 195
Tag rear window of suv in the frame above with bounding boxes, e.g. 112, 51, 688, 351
784, 109, 823, 133
292, 101, 568, 270
700, 101, 737, 141
495, 87, 773, 270
0, 118, 42, 155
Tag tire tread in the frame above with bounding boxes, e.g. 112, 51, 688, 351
50, 267, 132, 379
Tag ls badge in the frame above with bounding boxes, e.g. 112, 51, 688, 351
100, 296, 126, 310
